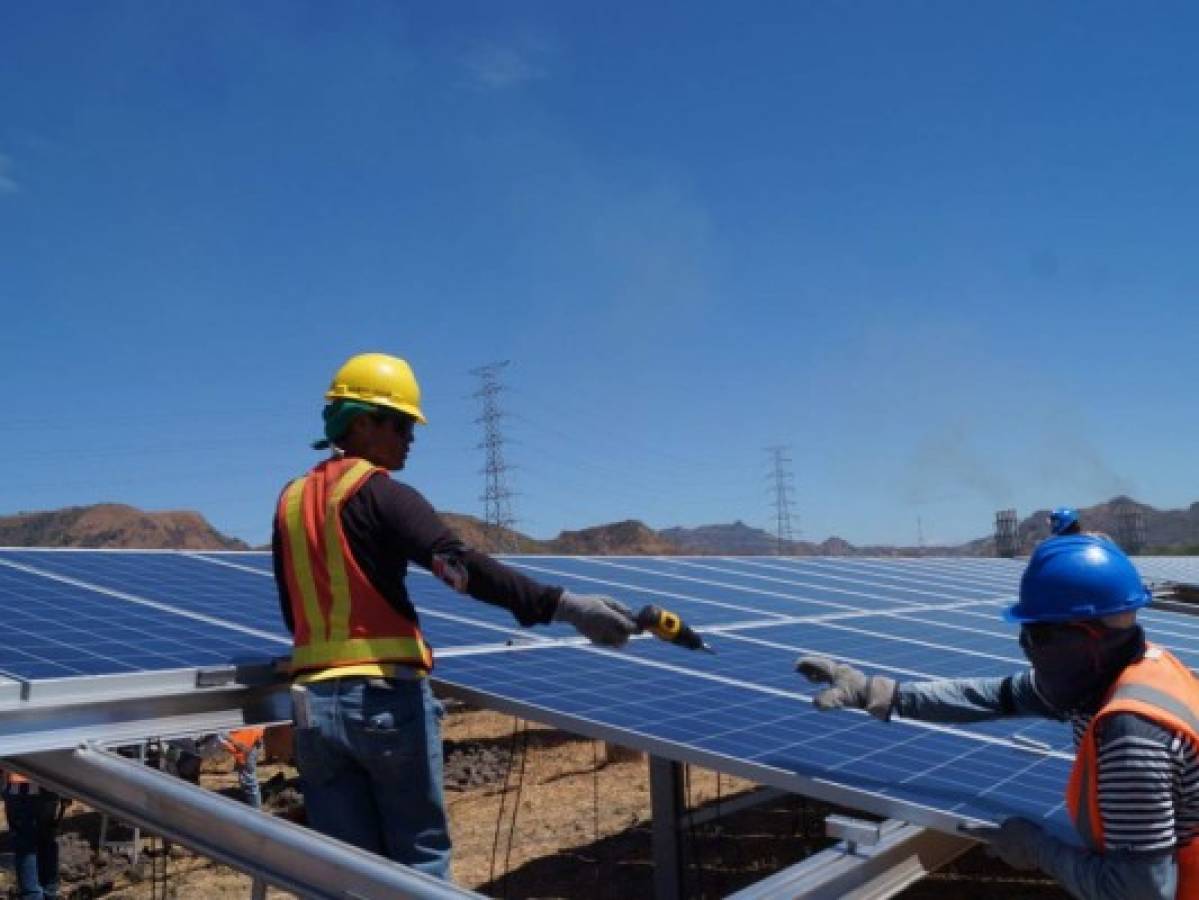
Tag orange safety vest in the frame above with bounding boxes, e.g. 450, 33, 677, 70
1, 769, 37, 795
220, 727, 265, 767
276, 457, 434, 674
1067, 645, 1199, 899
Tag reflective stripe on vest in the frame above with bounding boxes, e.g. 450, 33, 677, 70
1066, 646, 1199, 899
277, 458, 433, 672
221, 728, 265, 765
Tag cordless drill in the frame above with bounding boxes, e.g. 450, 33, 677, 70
634, 605, 714, 653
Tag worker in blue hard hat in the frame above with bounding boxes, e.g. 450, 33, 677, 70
796, 535, 1199, 900
1049, 506, 1081, 536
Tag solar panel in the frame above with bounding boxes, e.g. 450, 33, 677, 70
1136, 556, 1199, 584
436, 643, 1075, 838
0, 550, 531, 688
0, 557, 284, 679
5, 548, 1199, 841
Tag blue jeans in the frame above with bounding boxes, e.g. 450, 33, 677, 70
293, 677, 451, 880
237, 747, 262, 809
2, 791, 60, 900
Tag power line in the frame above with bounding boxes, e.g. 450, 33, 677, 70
765, 445, 797, 556
471, 361, 517, 551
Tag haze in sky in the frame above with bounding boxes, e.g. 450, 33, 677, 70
3, 2, 1198, 547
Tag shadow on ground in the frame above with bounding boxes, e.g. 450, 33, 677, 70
475, 793, 1071, 900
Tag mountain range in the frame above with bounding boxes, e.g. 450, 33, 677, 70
2, 496, 1196, 555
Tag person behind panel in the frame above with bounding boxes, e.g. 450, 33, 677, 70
1, 769, 61, 900
1050, 506, 1082, 536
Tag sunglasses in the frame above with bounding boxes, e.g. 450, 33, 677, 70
1019, 621, 1104, 650
371, 411, 416, 437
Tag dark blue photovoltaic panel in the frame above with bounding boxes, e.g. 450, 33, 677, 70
7, 547, 1199, 834
192, 551, 275, 574
509, 557, 935, 622
2, 550, 286, 635
0, 551, 533, 682
436, 645, 1077, 838
614, 623, 1072, 752
0, 562, 284, 679
1136, 557, 1199, 584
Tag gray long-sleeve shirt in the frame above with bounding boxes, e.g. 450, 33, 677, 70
898, 672, 1186, 900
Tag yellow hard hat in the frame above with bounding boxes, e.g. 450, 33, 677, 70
325, 353, 427, 424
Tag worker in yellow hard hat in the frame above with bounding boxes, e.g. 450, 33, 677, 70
272, 352, 639, 880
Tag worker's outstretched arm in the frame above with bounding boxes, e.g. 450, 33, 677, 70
797, 657, 1057, 722
358, 477, 636, 645
1045, 844, 1174, 900
963, 819, 1175, 900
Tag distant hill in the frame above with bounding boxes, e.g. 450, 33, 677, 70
958, 496, 1199, 556
438, 512, 549, 554
0, 504, 247, 550
440, 514, 681, 555
9, 495, 1199, 557
547, 520, 679, 555
660, 520, 778, 554
659, 521, 957, 557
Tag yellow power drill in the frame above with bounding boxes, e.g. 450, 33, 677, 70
635, 605, 715, 653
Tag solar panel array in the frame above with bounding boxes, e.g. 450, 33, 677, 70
4, 548, 1199, 840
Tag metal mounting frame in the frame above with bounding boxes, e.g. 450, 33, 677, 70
724, 819, 976, 899
0, 679, 289, 755
6, 744, 478, 900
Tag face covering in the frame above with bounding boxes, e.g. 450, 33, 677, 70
1019, 622, 1146, 715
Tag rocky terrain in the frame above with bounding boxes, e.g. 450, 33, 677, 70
959, 496, 1199, 557
0, 504, 248, 550
4, 495, 1199, 556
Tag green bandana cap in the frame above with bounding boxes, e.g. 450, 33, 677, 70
311, 400, 379, 450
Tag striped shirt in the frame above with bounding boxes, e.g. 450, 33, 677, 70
1072, 711, 1199, 853
899, 670, 1199, 855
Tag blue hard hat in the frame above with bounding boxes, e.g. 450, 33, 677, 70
1048, 507, 1079, 535
1004, 534, 1151, 623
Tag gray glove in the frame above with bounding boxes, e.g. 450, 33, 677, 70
796, 656, 897, 720
554, 592, 639, 647
960, 818, 1046, 871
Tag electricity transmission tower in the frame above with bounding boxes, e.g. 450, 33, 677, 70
1116, 503, 1147, 554
765, 445, 797, 555
471, 361, 517, 552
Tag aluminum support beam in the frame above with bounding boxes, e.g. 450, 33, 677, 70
725, 819, 976, 900
649, 756, 685, 900
7, 746, 478, 900
684, 786, 787, 828
0, 680, 290, 756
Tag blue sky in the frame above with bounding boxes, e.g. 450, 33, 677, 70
3, 2, 1198, 547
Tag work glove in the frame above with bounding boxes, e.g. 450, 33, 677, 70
959, 818, 1045, 871
554, 591, 640, 648
795, 656, 897, 720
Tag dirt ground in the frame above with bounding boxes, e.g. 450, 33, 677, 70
0, 701, 1069, 899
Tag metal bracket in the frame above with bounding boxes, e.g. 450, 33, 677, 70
826, 814, 883, 855
728, 819, 975, 900
195, 667, 237, 688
